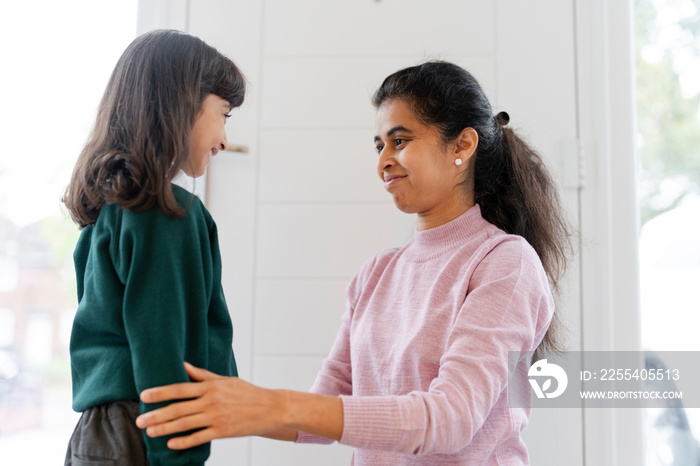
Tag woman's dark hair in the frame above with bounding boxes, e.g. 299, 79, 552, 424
63, 29, 246, 228
373, 61, 573, 357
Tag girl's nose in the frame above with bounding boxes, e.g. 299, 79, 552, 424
219, 134, 228, 152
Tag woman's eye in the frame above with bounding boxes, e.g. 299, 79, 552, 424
375, 144, 384, 154
224, 113, 232, 119
394, 138, 406, 146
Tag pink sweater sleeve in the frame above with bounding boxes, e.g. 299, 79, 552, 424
336, 240, 552, 455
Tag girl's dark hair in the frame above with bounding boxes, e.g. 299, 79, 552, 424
63, 29, 246, 228
373, 61, 573, 357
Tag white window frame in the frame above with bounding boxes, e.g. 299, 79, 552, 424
576, 0, 644, 464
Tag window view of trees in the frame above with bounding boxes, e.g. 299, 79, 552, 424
636, 0, 700, 225
636, 1, 700, 465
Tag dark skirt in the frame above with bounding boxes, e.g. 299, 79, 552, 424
65, 400, 149, 466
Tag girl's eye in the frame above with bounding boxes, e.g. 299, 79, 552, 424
224, 113, 232, 119
375, 144, 384, 154
394, 138, 406, 146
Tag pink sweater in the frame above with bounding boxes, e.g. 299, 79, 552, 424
297, 205, 554, 465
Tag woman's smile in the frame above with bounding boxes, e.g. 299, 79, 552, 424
383, 173, 407, 190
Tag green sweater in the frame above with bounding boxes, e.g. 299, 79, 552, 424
70, 184, 237, 466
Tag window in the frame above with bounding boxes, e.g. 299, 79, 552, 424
635, 0, 700, 464
0, 2, 137, 462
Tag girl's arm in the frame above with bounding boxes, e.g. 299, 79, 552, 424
136, 362, 343, 449
115, 192, 233, 464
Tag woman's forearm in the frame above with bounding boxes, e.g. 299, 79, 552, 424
276, 390, 344, 441
136, 363, 344, 448
260, 427, 299, 442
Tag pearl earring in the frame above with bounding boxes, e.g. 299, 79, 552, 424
455, 158, 462, 166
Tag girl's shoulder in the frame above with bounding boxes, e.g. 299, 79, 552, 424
95, 184, 212, 235
171, 183, 201, 206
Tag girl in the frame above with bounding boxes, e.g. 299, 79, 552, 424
62, 29, 245, 466
136, 61, 572, 465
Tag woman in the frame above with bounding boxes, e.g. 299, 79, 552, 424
136, 61, 571, 465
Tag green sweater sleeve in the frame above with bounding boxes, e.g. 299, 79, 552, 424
112, 196, 219, 466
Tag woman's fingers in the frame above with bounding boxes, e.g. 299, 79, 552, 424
167, 428, 218, 450
144, 412, 210, 438
140, 363, 217, 404
140, 382, 205, 404
136, 396, 204, 429
184, 361, 221, 381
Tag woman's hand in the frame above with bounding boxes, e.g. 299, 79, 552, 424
136, 362, 294, 449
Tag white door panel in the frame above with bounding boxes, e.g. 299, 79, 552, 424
496, 0, 578, 181
260, 56, 496, 129
263, 0, 494, 58
258, 129, 386, 203
256, 204, 414, 278
254, 279, 348, 356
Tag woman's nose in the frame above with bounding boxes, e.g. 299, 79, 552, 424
377, 151, 395, 173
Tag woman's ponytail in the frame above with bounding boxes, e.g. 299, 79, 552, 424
475, 115, 572, 294
475, 117, 572, 357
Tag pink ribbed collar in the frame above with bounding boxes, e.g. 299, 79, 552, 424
404, 204, 487, 262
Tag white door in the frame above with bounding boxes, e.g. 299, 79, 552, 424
182, 1, 585, 464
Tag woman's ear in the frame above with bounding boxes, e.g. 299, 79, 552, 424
455, 127, 479, 162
